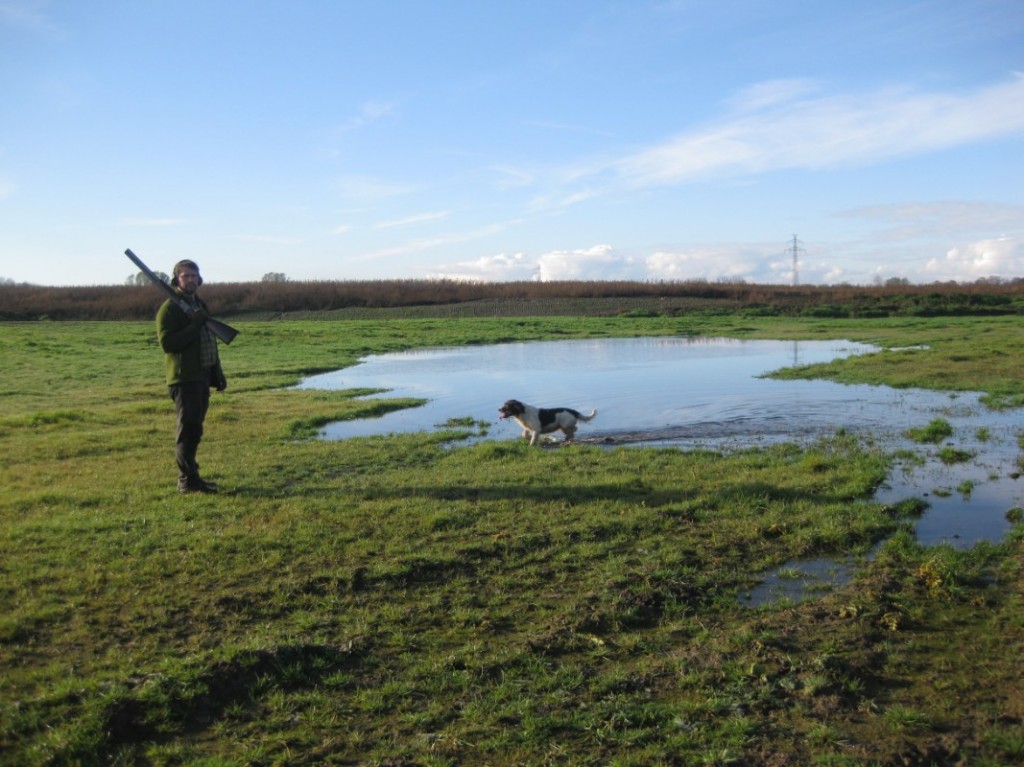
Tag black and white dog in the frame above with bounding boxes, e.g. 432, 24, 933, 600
498, 399, 597, 446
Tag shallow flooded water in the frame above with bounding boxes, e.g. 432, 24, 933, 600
297, 337, 1023, 569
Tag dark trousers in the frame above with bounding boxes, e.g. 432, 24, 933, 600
170, 380, 210, 484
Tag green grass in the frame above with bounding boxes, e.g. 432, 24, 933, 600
906, 418, 955, 444
1, 314, 1024, 766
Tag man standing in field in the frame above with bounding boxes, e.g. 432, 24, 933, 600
156, 259, 227, 494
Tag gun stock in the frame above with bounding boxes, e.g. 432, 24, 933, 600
125, 248, 239, 345
205, 316, 239, 345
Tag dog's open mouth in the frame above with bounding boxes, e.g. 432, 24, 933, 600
498, 400, 524, 420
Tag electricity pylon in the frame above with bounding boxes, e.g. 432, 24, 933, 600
787, 234, 805, 286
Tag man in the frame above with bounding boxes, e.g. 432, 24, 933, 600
156, 259, 227, 494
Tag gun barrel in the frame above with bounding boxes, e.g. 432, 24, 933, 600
125, 248, 240, 344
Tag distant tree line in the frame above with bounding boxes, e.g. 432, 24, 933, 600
125, 270, 170, 286
122, 270, 287, 286
1, 277, 1023, 321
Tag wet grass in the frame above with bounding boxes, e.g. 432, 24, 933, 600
906, 418, 954, 444
1, 314, 1023, 765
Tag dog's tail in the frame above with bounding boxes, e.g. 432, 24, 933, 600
577, 409, 597, 422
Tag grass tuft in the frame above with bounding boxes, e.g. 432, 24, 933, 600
906, 418, 954, 444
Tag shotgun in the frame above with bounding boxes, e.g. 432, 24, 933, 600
125, 248, 239, 345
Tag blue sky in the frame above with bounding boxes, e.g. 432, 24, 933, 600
1, 0, 1023, 286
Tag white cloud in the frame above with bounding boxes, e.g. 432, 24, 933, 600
646, 247, 760, 282
319, 102, 399, 163
829, 201, 1024, 283
334, 175, 414, 202
606, 74, 1024, 190
0, 0, 65, 38
423, 233, 1018, 286
358, 223, 507, 261
374, 211, 450, 229
336, 100, 396, 132
728, 78, 821, 111
840, 200, 1024, 240
426, 244, 640, 282
819, 265, 847, 284
923, 236, 1024, 281
426, 242, 859, 285
537, 245, 637, 281
0, 175, 14, 200
426, 252, 535, 282
488, 165, 535, 190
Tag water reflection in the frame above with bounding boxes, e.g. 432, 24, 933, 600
297, 337, 1023, 560
298, 337, 884, 445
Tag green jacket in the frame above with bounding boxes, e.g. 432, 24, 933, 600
156, 296, 226, 387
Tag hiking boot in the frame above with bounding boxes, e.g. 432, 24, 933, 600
178, 479, 218, 494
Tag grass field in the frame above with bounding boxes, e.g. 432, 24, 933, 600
1, 313, 1023, 766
